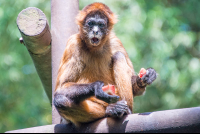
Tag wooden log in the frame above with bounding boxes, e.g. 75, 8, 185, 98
5, 107, 200, 133
51, 0, 79, 124
17, 7, 52, 102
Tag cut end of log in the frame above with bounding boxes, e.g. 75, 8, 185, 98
16, 7, 51, 54
17, 7, 47, 36
16, 7, 52, 101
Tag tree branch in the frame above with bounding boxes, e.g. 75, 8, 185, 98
17, 7, 52, 102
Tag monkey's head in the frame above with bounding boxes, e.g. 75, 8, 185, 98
76, 2, 118, 49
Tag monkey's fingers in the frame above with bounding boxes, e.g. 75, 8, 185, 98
93, 81, 119, 104
138, 68, 157, 86
95, 91, 119, 104
142, 68, 157, 85
107, 95, 120, 104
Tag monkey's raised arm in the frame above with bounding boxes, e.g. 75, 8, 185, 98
111, 51, 134, 110
110, 35, 157, 107
112, 50, 157, 97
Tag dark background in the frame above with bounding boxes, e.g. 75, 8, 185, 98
0, 0, 199, 132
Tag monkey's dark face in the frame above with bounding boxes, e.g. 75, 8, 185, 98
84, 12, 108, 46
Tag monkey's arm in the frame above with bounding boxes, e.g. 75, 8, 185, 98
111, 51, 134, 106
111, 51, 157, 103
110, 35, 157, 97
55, 81, 119, 105
117, 51, 157, 96
104, 51, 133, 118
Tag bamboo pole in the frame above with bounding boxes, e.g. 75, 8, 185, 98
17, 7, 52, 102
51, 0, 79, 124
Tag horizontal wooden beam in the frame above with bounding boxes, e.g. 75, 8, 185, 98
5, 107, 200, 133
17, 7, 52, 102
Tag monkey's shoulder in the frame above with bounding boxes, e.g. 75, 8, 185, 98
65, 34, 81, 50
109, 32, 127, 56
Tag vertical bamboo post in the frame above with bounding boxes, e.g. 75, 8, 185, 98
51, 0, 79, 124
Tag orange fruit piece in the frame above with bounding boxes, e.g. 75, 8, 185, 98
102, 85, 115, 95
138, 68, 146, 78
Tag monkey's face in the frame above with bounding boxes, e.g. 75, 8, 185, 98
84, 12, 108, 46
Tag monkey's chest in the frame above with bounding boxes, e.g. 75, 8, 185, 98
77, 58, 114, 85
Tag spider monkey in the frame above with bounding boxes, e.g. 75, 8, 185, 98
53, 2, 157, 126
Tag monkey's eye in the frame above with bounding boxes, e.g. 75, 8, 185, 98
99, 23, 105, 28
88, 21, 95, 27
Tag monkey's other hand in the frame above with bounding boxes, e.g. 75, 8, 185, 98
137, 68, 157, 87
91, 81, 119, 104
105, 100, 131, 118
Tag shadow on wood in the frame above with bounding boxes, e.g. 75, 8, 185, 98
6, 107, 200, 133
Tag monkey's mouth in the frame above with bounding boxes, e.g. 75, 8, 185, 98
91, 37, 99, 44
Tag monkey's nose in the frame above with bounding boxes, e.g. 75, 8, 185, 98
93, 31, 98, 35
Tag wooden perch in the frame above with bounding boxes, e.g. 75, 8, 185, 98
17, 7, 52, 102
5, 107, 200, 133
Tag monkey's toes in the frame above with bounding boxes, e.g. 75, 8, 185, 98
106, 100, 131, 118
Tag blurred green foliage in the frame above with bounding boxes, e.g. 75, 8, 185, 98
0, 0, 51, 133
0, 0, 200, 133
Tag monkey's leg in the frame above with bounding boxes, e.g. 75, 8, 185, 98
54, 81, 119, 125
107, 51, 134, 118
54, 95, 109, 126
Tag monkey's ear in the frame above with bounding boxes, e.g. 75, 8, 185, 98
109, 13, 118, 26
76, 10, 85, 27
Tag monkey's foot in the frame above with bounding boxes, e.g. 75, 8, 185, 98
105, 100, 131, 118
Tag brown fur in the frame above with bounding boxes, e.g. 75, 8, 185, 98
54, 2, 146, 126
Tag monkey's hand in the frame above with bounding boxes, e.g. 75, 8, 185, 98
137, 68, 157, 87
105, 100, 131, 118
91, 81, 120, 104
